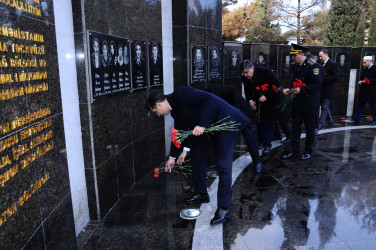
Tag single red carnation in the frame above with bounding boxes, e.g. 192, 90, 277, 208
256, 86, 260, 91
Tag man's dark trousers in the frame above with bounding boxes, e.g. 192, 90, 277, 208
190, 130, 239, 208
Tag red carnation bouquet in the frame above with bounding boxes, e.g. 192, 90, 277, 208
170, 116, 241, 148
255, 83, 280, 121
292, 79, 306, 88
364, 77, 371, 84
153, 164, 192, 178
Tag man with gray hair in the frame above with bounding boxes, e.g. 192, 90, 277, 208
351, 56, 376, 125
317, 49, 339, 131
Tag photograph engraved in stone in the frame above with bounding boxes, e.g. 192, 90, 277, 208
336, 52, 349, 75
227, 49, 240, 79
131, 40, 147, 91
87, 31, 131, 102
191, 45, 207, 84
254, 51, 267, 66
148, 42, 163, 88
208, 46, 222, 82
281, 51, 293, 76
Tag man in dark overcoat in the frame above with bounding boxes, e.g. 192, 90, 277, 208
352, 56, 376, 125
147, 86, 254, 225
282, 44, 322, 160
317, 49, 339, 130
240, 59, 281, 154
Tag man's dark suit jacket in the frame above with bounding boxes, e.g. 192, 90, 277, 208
166, 86, 250, 157
322, 58, 339, 100
242, 66, 281, 118
359, 64, 376, 102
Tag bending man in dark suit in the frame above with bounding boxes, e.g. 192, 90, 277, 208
176, 85, 262, 173
317, 49, 339, 131
147, 86, 254, 225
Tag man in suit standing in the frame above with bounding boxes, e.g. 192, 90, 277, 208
351, 56, 376, 125
147, 86, 254, 225
240, 59, 281, 155
282, 44, 322, 160
317, 49, 339, 131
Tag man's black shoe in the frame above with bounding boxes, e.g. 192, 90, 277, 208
263, 146, 271, 154
282, 152, 300, 160
281, 138, 291, 144
370, 121, 376, 126
348, 120, 360, 125
255, 162, 262, 173
210, 208, 230, 225
257, 144, 264, 150
183, 193, 209, 204
301, 153, 311, 160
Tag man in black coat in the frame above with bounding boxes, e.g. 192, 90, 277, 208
147, 86, 254, 225
352, 56, 376, 125
240, 59, 281, 154
282, 44, 322, 160
317, 49, 339, 130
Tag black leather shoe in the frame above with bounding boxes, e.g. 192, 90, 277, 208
282, 152, 300, 160
349, 120, 360, 125
210, 208, 230, 225
369, 121, 376, 126
301, 153, 311, 160
255, 162, 262, 173
263, 146, 271, 154
257, 144, 264, 150
183, 193, 209, 204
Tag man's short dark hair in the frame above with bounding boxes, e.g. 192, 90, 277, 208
240, 59, 253, 71
306, 53, 314, 59
320, 49, 328, 55
146, 92, 166, 109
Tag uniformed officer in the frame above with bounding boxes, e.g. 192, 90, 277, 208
282, 44, 322, 160
351, 56, 376, 125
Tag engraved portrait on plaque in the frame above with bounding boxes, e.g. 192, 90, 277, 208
208, 46, 222, 82
149, 42, 163, 88
281, 51, 293, 76
227, 49, 240, 79
255, 52, 267, 66
191, 45, 207, 84
336, 52, 348, 75
132, 40, 147, 90
87, 31, 131, 102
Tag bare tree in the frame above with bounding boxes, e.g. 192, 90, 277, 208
277, 0, 325, 44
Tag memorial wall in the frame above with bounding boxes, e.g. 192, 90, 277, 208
0, 0, 76, 248
73, 0, 166, 220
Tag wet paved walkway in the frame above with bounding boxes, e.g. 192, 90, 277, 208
78, 124, 376, 250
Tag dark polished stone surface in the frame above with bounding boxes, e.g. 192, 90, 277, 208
188, 0, 207, 27
97, 157, 119, 217
115, 144, 134, 197
78, 127, 376, 249
85, 168, 99, 220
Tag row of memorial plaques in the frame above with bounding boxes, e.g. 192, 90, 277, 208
280, 51, 354, 76
88, 31, 163, 102
191, 45, 222, 84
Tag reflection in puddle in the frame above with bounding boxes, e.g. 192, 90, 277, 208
226, 129, 376, 249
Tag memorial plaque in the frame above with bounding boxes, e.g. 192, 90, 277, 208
87, 31, 131, 102
191, 45, 206, 84
227, 48, 241, 79
281, 51, 293, 76
131, 40, 147, 91
336, 52, 349, 75
0, 0, 75, 248
254, 51, 267, 66
208, 46, 222, 82
148, 42, 163, 88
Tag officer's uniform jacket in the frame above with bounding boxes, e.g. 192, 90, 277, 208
359, 64, 376, 102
